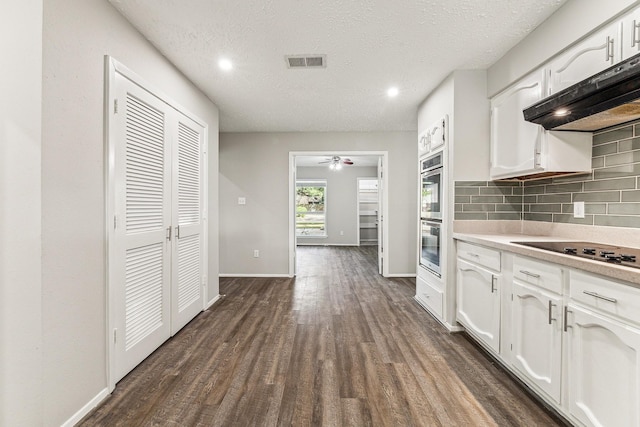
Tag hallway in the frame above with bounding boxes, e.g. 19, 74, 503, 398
79, 246, 562, 426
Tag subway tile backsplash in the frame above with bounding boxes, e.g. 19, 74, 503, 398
454, 120, 640, 228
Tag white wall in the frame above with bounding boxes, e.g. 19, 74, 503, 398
41, 0, 219, 425
296, 166, 378, 245
220, 132, 417, 276
488, 0, 638, 96
0, 2, 43, 426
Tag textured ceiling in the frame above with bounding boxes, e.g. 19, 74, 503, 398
109, 0, 566, 132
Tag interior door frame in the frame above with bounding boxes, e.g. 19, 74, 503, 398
104, 56, 208, 392
288, 151, 389, 277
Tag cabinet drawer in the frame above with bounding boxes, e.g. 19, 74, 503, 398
513, 256, 564, 294
570, 269, 640, 326
416, 276, 443, 318
457, 241, 501, 272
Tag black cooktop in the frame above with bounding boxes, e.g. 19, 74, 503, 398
513, 241, 640, 269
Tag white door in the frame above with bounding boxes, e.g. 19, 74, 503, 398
456, 259, 500, 353
377, 156, 383, 275
113, 73, 172, 382
511, 281, 562, 403
567, 304, 640, 427
109, 60, 207, 385
170, 114, 205, 334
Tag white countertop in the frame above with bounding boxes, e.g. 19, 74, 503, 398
453, 232, 640, 287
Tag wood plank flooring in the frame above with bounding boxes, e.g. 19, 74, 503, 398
79, 246, 564, 426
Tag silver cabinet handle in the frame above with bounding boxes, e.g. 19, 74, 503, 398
548, 300, 556, 325
564, 306, 572, 332
491, 275, 497, 293
519, 270, 540, 279
633, 20, 640, 47
583, 290, 617, 303
468, 252, 480, 258
166, 226, 172, 241
175, 225, 181, 239
606, 36, 615, 62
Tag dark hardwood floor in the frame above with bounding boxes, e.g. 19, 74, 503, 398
79, 245, 564, 426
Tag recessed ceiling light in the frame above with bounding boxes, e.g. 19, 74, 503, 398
218, 58, 233, 71
387, 86, 399, 97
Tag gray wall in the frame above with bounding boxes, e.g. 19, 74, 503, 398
1, 2, 43, 425
219, 132, 417, 276
296, 166, 378, 245
41, 0, 220, 425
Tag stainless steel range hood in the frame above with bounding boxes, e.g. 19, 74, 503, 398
523, 53, 640, 131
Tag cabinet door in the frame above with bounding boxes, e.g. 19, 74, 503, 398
456, 258, 500, 353
622, 11, 640, 59
549, 22, 621, 94
567, 304, 640, 427
490, 69, 545, 180
511, 281, 562, 404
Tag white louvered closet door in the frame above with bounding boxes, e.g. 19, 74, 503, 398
170, 113, 205, 334
113, 73, 172, 383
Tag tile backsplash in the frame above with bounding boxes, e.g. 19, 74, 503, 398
455, 120, 640, 228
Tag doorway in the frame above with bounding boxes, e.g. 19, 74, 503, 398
288, 151, 388, 277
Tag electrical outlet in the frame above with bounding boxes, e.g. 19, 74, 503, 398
574, 201, 585, 218
238, 197, 246, 205
253, 250, 259, 258
340, 230, 344, 236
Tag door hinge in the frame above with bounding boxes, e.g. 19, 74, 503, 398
510, 343, 513, 351
114, 99, 119, 114
113, 214, 117, 229
113, 328, 117, 344
511, 294, 513, 301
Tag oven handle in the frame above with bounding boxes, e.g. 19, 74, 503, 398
422, 166, 443, 177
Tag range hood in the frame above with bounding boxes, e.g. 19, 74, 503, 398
523, 53, 640, 131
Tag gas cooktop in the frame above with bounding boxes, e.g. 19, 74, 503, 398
513, 241, 640, 269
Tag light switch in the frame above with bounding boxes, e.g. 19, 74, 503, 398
573, 201, 585, 218
238, 197, 246, 205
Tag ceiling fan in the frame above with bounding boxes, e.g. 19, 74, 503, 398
318, 156, 354, 170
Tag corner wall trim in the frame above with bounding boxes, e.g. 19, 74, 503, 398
61, 388, 109, 427
205, 294, 222, 309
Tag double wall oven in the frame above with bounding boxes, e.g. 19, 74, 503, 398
420, 151, 443, 276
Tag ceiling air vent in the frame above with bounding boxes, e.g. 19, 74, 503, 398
285, 55, 326, 69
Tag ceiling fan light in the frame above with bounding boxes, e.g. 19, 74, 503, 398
329, 163, 335, 170
335, 163, 342, 170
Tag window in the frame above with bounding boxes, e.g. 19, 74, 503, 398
296, 180, 327, 237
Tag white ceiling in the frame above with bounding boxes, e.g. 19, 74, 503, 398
109, 0, 566, 132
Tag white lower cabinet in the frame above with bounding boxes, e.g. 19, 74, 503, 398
455, 242, 640, 426
511, 281, 563, 404
567, 308, 640, 427
457, 258, 501, 353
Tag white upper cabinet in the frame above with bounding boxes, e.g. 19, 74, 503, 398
490, 68, 545, 180
548, 21, 622, 95
621, 8, 640, 59
490, 68, 592, 181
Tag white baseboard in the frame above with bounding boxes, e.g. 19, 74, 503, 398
296, 243, 358, 246
205, 294, 222, 309
61, 387, 109, 427
384, 273, 417, 278
219, 273, 292, 278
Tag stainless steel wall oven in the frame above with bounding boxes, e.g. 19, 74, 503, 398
419, 152, 443, 276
